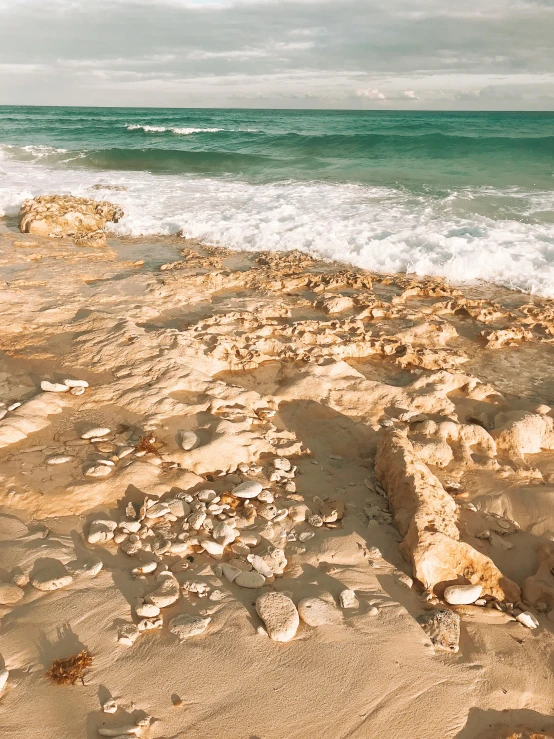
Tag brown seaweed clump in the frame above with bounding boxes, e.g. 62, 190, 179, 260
46, 651, 93, 685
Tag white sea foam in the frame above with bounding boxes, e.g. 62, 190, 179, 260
126, 124, 224, 135
1, 147, 554, 297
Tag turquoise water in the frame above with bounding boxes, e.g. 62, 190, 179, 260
1, 107, 554, 294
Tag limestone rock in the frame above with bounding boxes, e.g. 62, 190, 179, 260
298, 597, 343, 626
375, 429, 520, 602
19, 195, 123, 244
256, 591, 299, 642
417, 608, 460, 652
234, 570, 266, 588
146, 572, 180, 608
339, 589, 359, 609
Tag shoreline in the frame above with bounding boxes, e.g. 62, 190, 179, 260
1, 216, 554, 738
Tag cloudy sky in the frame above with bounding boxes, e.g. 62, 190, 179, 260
0, 0, 553, 108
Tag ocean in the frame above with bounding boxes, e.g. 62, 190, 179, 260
0, 106, 553, 295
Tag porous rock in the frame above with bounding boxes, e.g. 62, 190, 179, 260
375, 429, 520, 602
256, 591, 299, 642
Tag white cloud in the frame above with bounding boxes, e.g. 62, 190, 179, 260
0, 0, 553, 107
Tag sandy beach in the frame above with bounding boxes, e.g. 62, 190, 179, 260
1, 198, 554, 739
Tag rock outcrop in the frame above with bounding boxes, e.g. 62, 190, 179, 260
375, 429, 520, 601
19, 195, 123, 245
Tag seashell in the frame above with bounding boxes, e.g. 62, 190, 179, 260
40, 381, 69, 393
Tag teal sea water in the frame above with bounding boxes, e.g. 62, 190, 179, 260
0, 107, 553, 294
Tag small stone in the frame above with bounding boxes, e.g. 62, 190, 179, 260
70, 386, 85, 396
298, 531, 314, 542
298, 597, 343, 626
516, 611, 539, 629
63, 379, 89, 388
320, 499, 345, 523
417, 608, 460, 653
200, 539, 225, 557
117, 623, 140, 646
167, 499, 190, 518
169, 614, 211, 640
85, 463, 113, 477
257, 490, 274, 504
46, 454, 74, 465
40, 381, 69, 393
66, 557, 103, 577
81, 427, 111, 440
307, 514, 323, 528
7, 402, 22, 411
88, 519, 117, 544
30, 571, 73, 592
233, 480, 263, 499
102, 699, 118, 714
257, 504, 278, 520
368, 606, 379, 616
339, 589, 359, 609
146, 573, 180, 608
144, 502, 170, 519
0, 582, 25, 605
256, 591, 299, 642
180, 430, 199, 451
444, 584, 482, 605
273, 458, 292, 472
220, 563, 243, 583
188, 511, 206, 530
234, 570, 266, 588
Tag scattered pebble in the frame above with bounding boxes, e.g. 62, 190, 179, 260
46, 454, 74, 465
63, 379, 89, 388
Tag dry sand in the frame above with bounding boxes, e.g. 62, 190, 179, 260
1, 215, 554, 739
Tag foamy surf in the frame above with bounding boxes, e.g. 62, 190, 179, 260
126, 124, 225, 134
1, 147, 554, 298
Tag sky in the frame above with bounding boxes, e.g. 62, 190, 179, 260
0, 0, 553, 109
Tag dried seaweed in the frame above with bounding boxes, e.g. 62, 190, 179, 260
46, 651, 93, 685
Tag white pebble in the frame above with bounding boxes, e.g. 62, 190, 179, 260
46, 454, 74, 465
40, 381, 69, 393
339, 589, 359, 609
232, 480, 263, 499
102, 699, 118, 714
7, 402, 21, 411
516, 611, 539, 629
85, 463, 113, 477
180, 430, 199, 450
63, 379, 89, 388
234, 570, 266, 588
444, 584, 482, 605
81, 427, 111, 440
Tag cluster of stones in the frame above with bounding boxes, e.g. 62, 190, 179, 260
84, 455, 347, 646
